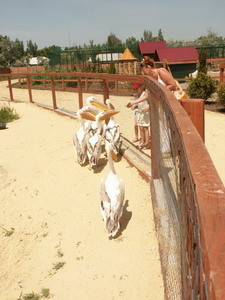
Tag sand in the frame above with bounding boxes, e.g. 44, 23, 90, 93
0, 100, 164, 300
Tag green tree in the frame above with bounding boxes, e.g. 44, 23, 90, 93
194, 28, 225, 47
142, 30, 153, 42
198, 47, 207, 73
38, 45, 61, 57
106, 33, 122, 48
26, 39, 38, 56
125, 36, 139, 49
157, 29, 164, 41
0, 35, 25, 66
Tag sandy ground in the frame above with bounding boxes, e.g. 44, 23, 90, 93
205, 110, 225, 185
0, 101, 164, 300
1, 81, 225, 300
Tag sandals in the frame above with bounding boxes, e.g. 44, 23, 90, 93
137, 144, 145, 149
137, 143, 151, 150
132, 138, 140, 143
144, 144, 150, 149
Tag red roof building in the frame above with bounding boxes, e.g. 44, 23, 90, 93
154, 46, 199, 79
155, 46, 199, 62
138, 41, 167, 56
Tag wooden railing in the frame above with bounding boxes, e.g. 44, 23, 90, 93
2, 72, 146, 110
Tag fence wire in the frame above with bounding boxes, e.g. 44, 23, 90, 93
148, 80, 209, 299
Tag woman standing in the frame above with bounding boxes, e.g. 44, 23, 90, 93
127, 56, 177, 108
131, 83, 150, 149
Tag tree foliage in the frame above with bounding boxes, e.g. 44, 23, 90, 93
106, 32, 122, 48
0, 35, 25, 66
194, 28, 225, 47
218, 84, 225, 106
198, 47, 208, 73
0, 28, 225, 67
26, 40, 38, 56
141, 29, 164, 42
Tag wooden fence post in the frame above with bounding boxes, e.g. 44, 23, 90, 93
27, 75, 33, 103
77, 77, 83, 109
220, 64, 225, 84
103, 79, 109, 103
150, 98, 161, 179
50, 76, 57, 109
179, 99, 205, 142
7, 76, 13, 101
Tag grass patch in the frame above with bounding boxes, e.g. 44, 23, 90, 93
2, 227, 15, 236
19, 288, 51, 299
48, 261, 66, 276
0, 104, 20, 123
52, 261, 65, 271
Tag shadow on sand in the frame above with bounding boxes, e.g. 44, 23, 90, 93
112, 199, 132, 239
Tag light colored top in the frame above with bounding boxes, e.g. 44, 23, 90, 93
158, 75, 167, 87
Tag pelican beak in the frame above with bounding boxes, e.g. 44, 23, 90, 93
80, 111, 96, 121
84, 108, 97, 116
109, 103, 115, 110
90, 99, 109, 111
99, 110, 120, 122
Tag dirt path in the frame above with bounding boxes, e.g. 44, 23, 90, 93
0, 100, 164, 300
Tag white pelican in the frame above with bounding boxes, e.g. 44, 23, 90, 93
85, 97, 108, 137
104, 99, 121, 156
82, 110, 120, 169
73, 108, 96, 165
100, 140, 125, 237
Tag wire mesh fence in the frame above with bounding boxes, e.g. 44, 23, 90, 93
147, 77, 225, 299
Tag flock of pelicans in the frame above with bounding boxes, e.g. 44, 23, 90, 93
73, 96, 125, 238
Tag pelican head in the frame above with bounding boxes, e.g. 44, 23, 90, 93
105, 99, 115, 110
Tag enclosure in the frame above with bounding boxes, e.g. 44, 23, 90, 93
1, 70, 225, 299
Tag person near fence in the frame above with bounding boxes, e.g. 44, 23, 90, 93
130, 82, 150, 149
130, 82, 141, 143
127, 56, 177, 109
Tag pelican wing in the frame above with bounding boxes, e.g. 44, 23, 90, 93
86, 133, 102, 167
100, 176, 125, 237
100, 178, 111, 222
73, 130, 87, 165
110, 179, 125, 222
104, 121, 121, 154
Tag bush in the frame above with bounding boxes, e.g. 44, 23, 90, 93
218, 84, 225, 106
187, 72, 217, 100
0, 104, 20, 123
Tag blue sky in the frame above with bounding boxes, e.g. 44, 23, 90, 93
1, 0, 225, 49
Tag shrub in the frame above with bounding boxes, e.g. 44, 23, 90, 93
218, 84, 225, 106
0, 104, 20, 123
187, 72, 217, 100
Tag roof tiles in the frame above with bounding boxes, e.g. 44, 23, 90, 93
156, 46, 199, 62
138, 41, 167, 54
